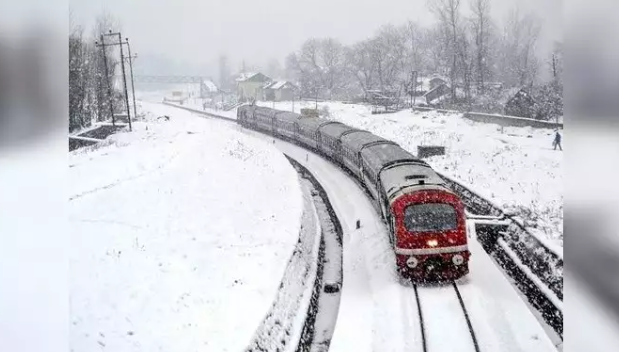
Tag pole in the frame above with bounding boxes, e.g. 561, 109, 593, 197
125, 39, 138, 121
315, 85, 318, 110
99, 35, 115, 126
117, 32, 132, 131
412, 70, 417, 107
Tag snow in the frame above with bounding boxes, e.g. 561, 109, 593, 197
202, 79, 218, 93
236, 126, 558, 352
163, 100, 238, 119
246, 178, 322, 352
265, 80, 292, 90
236, 72, 259, 82
257, 101, 563, 249
0, 134, 67, 352
69, 101, 304, 352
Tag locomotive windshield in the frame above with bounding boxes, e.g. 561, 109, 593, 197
403, 203, 457, 232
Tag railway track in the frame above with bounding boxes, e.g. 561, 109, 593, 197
440, 174, 563, 338
409, 283, 481, 352
162, 102, 563, 341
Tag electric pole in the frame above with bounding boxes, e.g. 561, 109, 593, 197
95, 35, 115, 126
124, 38, 138, 121
104, 30, 132, 131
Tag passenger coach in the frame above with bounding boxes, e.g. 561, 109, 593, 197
237, 104, 470, 281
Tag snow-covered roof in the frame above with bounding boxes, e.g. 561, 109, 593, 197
263, 80, 296, 90
202, 79, 218, 93
429, 74, 448, 82
235, 72, 271, 82
235, 72, 256, 82
416, 75, 448, 92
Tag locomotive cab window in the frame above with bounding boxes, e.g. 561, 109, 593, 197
403, 203, 457, 232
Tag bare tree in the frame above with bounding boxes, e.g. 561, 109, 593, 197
470, 0, 491, 93
428, 0, 461, 102
402, 21, 427, 74
499, 7, 542, 87
456, 25, 475, 105
318, 38, 346, 99
346, 40, 376, 99
549, 41, 563, 83
370, 25, 407, 92
287, 38, 348, 99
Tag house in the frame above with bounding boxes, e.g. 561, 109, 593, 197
423, 83, 451, 105
263, 80, 298, 101
428, 76, 448, 90
200, 79, 219, 99
413, 75, 448, 95
504, 87, 537, 118
236, 72, 271, 102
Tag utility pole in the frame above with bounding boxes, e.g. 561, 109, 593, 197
124, 38, 138, 121
104, 30, 132, 131
95, 35, 115, 126
412, 70, 418, 107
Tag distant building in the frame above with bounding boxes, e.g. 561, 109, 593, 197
200, 79, 219, 99
504, 87, 537, 118
428, 76, 448, 90
414, 74, 448, 95
236, 72, 271, 102
424, 83, 451, 105
263, 80, 298, 101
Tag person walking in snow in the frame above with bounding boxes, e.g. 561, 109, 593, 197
553, 130, 562, 151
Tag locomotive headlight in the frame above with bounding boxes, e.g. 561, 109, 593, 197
427, 239, 438, 247
406, 256, 419, 268
452, 254, 464, 266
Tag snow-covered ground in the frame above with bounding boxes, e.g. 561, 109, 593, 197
257, 101, 563, 249
237, 126, 560, 352
69, 102, 304, 352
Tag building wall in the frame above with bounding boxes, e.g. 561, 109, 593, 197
238, 82, 266, 101
277, 89, 294, 101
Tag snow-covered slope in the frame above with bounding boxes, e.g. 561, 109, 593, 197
257, 101, 563, 249
69, 102, 303, 352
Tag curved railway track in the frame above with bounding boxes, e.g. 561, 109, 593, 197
162, 101, 563, 343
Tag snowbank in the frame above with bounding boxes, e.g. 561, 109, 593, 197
257, 101, 563, 248
69, 102, 303, 352
245, 179, 323, 352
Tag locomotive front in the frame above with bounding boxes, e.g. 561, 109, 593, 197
381, 165, 470, 281
391, 187, 469, 281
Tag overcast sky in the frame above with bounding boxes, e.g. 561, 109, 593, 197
70, 0, 562, 77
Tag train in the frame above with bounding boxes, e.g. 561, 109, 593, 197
237, 104, 470, 281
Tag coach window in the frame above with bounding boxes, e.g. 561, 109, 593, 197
404, 203, 457, 232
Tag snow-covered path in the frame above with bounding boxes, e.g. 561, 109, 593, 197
69, 103, 303, 352
236, 124, 558, 352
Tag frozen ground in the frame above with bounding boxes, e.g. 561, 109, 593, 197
136, 86, 238, 119
238, 126, 560, 351
257, 101, 563, 249
69, 101, 303, 352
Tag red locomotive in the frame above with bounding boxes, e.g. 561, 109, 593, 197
390, 187, 469, 280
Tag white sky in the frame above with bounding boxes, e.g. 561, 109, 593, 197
69, 0, 562, 76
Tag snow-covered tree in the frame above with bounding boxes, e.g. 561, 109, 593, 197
428, 0, 462, 102
497, 7, 542, 87
469, 0, 492, 93
69, 13, 121, 132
